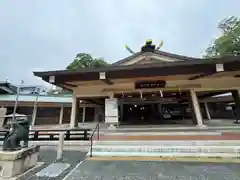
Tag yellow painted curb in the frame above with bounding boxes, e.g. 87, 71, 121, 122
86, 156, 240, 163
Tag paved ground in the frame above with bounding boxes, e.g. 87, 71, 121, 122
20, 149, 87, 180
64, 160, 240, 180
10, 147, 240, 180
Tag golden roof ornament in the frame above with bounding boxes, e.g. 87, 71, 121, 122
125, 40, 164, 54
141, 39, 156, 52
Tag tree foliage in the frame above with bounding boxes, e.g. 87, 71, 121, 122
205, 16, 240, 58
66, 53, 109, 70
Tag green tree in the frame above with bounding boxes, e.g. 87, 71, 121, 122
66, 53, 109, 70
205, 16, 240, 58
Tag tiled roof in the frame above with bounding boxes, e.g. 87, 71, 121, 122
0, 82, 17, 94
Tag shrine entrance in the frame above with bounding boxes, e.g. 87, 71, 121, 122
120, 103, 186, 125
121, 104, 159, 125
116, 90, 189, 125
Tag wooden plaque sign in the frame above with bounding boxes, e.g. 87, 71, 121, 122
135, 80, 166, 89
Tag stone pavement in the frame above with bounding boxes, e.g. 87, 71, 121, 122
64, 160, 240, 180
16, 148, 240, 180
20, 149, 87, 180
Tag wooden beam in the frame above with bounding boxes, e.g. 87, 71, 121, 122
188, 72, 216, 80
56, 84, 73, 91
63, 83, 77, 87
85, 99, 104, 105
101, 79, 114, 85
178, 91, 228, 103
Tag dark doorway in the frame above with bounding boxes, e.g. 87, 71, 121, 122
120, 103, 186, 125
121, 104, 161, 125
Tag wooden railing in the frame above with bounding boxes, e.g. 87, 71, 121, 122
0, 128, 91, 141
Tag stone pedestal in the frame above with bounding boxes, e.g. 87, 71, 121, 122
0, 145, 40, 179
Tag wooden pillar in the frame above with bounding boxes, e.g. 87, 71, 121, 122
82, 106, 86, 123
119, 100, 123, 124
0, 107, 7, 127
59, 105, 64, 124
70, 96, 77, 128
75, 97, 80, 127
94, 107, 98, 122
204, 102, 211, 120
31, 106, 37, 126
231, 90, 240, 123
187, 91, 197, 125
189, 90, 205, 128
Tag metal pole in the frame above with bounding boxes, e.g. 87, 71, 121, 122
12, 80, 24, 121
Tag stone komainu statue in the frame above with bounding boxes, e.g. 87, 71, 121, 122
3, 116, 30, 151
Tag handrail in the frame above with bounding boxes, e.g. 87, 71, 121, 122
90, 123, 100, 157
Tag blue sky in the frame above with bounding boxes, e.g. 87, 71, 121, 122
0, 0, 239, 86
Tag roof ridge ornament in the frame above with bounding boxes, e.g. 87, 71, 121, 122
125, 40, 164, 54
156, 40, 164, 50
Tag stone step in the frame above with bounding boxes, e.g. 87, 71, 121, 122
101, 132, 221, 136
92, 145, 240, 154
87, 151, 240, 158
102, 125, 240, 131
96, 134, 240, 141
88, 145, 240, 158
93, 140, 240, 146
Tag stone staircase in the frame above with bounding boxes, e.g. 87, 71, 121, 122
88, 140, 240, 157
87, 131, 240, 158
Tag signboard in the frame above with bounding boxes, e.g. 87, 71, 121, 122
49, 76, 55, 83
135, 80, 166, 89
216, 64, 224, 72
105, 98, 118, 124
99, 72, 106, 80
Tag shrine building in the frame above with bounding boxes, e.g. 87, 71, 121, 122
33, 41, 240, 129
